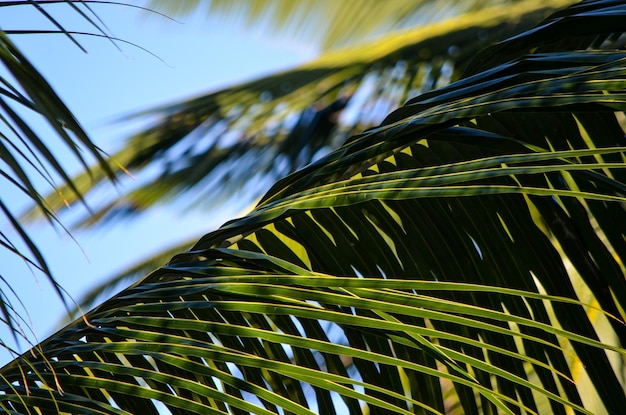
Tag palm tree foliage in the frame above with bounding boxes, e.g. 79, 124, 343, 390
35, 0, 574, 228
150, 0, 566, 51
37, 0, 577, 310
0, 1, 118, 347
2, 1, 626, 414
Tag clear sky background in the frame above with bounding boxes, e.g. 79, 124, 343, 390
0, 2, 317, 364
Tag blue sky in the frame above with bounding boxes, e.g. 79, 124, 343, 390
0, 2, 317, 363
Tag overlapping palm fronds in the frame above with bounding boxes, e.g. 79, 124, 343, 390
33, 0, 574, 228
46, 0, 577, 312
149, 0, 560, 51
0, 0, 121, 348
2, 1, 626, 413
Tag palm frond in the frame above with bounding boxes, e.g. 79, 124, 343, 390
0, 0, 119, 349
64, 236, 200, 321
149, 0, 556, 51
2, 1, 626, 413
32, 0, 574, 229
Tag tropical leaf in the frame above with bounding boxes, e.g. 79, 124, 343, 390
62, 0, 576, 319
64, 237, 199, 321
30, 0, 575, 229
148, 0, 561, 51
2, 1, 626, 414
0, 0, 122, 349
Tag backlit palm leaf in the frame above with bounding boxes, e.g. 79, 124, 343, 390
0, 0, 117, 348
34, 0, 574, 228
2, 1, 626, 414
149, 0, 563, 51
65, 0, 577, 318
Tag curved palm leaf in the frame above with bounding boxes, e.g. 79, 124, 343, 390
31, 0, 574, 228
64, 0, 576, 317
63, 237, 199, 322
0, 0, 120, 348
3, 1, 626, 414
150, 0, 547, 51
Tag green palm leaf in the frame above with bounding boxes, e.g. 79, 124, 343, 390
0, 0, 119, 348
149, 0, 565, 51
3, 1, 626, 414
31, 0, 574, 228
58, 0, 581, 316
